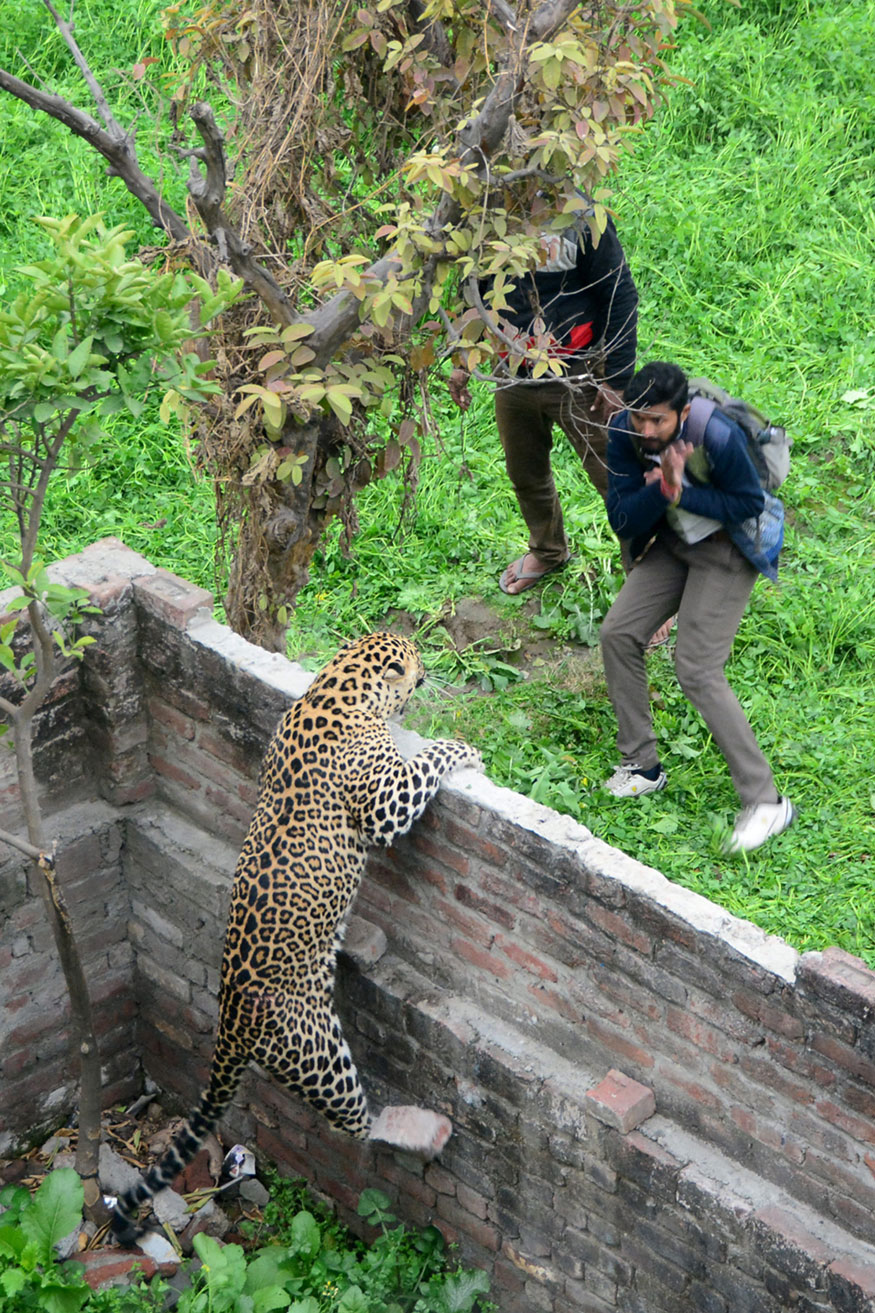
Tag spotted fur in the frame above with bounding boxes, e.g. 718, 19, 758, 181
111, 632, 480, 1244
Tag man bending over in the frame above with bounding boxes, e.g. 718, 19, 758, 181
599, 361, 794, 853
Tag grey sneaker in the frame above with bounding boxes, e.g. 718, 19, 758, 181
603, 763, 667, 798
725, 796, 796, 853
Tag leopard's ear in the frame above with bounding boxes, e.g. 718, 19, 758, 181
385, 661, 407, 679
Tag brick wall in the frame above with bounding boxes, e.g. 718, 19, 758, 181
0, 802, 138, 1150
1, 538, 874, 1312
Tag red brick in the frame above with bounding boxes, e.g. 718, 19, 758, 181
455, 884, 515, 931
815, 1096, 875, 1144
585, 1015, 655, 1070
494, 934, 558, 982
527, 981, 579, 1021
665, 1006, 737, 1063
452, 936, 512, 979
198, 726, 258, 773
148, 699, 196, 740
799, 946, 875, 1017
435, 897, 491, 940
435, 1192, 500, 1251
148, 753, 201, 791
204, 784, 254, 827
135, 570, 213, 628
414, 862, 449, 894
586, 902, 652, 956
457, 1181, 489, 1219
444, 818, 507, 868
409, 830, 470, 877
255, 1122, 312, 1177
481, 870, 550, 919
731, 1107, 805, 1163
492, 1254, 528, 1295
829, 1256, 875, 1298
424, 1162, 456, 1195
810, 1031, 875, 1087
106, 777, 156, 805
586, 1069, 656, 1133
844, 1083, 875, 1119
67, 1248, 176, 1290
656, 1068, 722, 1111
758, 1000, 804, 1039
376, 1155, 437, 1209
738, 1051, 814, 1105
753, 1204, 833, 1265
764, 1035, 836, 1089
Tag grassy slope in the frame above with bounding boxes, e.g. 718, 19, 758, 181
1, 0, 874, 961
0, 0, 219, 585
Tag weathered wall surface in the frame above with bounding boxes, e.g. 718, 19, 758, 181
1, 539, 874, 1313
0, 802, 138, 1149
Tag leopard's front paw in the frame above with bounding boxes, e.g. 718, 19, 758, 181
456, 745, 483, 773
434, 740, 482, 774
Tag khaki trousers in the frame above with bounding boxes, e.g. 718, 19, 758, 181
599, 530, 777, 806
495, 371, 608, 569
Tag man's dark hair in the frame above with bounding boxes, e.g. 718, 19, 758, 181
623, 362, 688, 414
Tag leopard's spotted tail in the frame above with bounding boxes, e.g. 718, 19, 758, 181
110, 1053, 248, 1247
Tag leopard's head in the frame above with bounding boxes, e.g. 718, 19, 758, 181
307, 632, 425, 719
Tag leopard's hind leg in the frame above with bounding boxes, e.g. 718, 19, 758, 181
255, 994, 451, 1156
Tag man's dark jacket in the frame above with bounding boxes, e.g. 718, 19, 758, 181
606, 407, 783, 581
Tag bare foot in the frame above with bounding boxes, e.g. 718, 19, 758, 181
368, 1106, 452, 1157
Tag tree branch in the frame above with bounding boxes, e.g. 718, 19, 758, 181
187, 103, 297, 326
40, 0, 126, 138
0, 822, 54, 865
0, 66, 195, 248
19, 412, 78, 571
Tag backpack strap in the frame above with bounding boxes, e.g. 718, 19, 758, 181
685, 393, 718, 447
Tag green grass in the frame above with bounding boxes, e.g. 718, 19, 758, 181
1, 0, 874, 964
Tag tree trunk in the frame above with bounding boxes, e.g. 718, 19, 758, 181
11, 705, 104, 1217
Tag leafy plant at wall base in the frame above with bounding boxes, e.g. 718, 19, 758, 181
0, 1169, 92, 1313
0, 1176, 492, 1313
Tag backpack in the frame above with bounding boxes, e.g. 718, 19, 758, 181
685, 377, 791, 492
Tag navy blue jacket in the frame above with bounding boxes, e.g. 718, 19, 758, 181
481, 215, 638, 390
606, 408, 782, 580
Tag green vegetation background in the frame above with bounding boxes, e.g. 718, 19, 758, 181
1, 0, 874, 962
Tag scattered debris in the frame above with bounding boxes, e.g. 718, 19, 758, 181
0, 1100, 275, 1295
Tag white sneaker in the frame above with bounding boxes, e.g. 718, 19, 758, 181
603, 763, 667, 798
725, 796, 796, 853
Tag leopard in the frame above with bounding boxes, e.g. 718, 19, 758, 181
111, 632, 481, 1245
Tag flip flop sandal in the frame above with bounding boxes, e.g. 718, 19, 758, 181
498, 554, 570, 596
645, 614, 677, 652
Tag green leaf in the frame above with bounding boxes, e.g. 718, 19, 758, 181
337, 1286, 368, 1313
0, 646, 19, 676
357, 1189, 395, 1226
37, 1282, 89, 1313
244, 1249, 295, 1295
19, 1169, 83, 1265
66, 336, 93, 380
325, 389, 353, 425
0, 1266, 28, 1296
0, 1222, 27, 1261
252, 1287, 291, 1313
438, 1269, 492, 1312
288, 1210, 321, 1260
